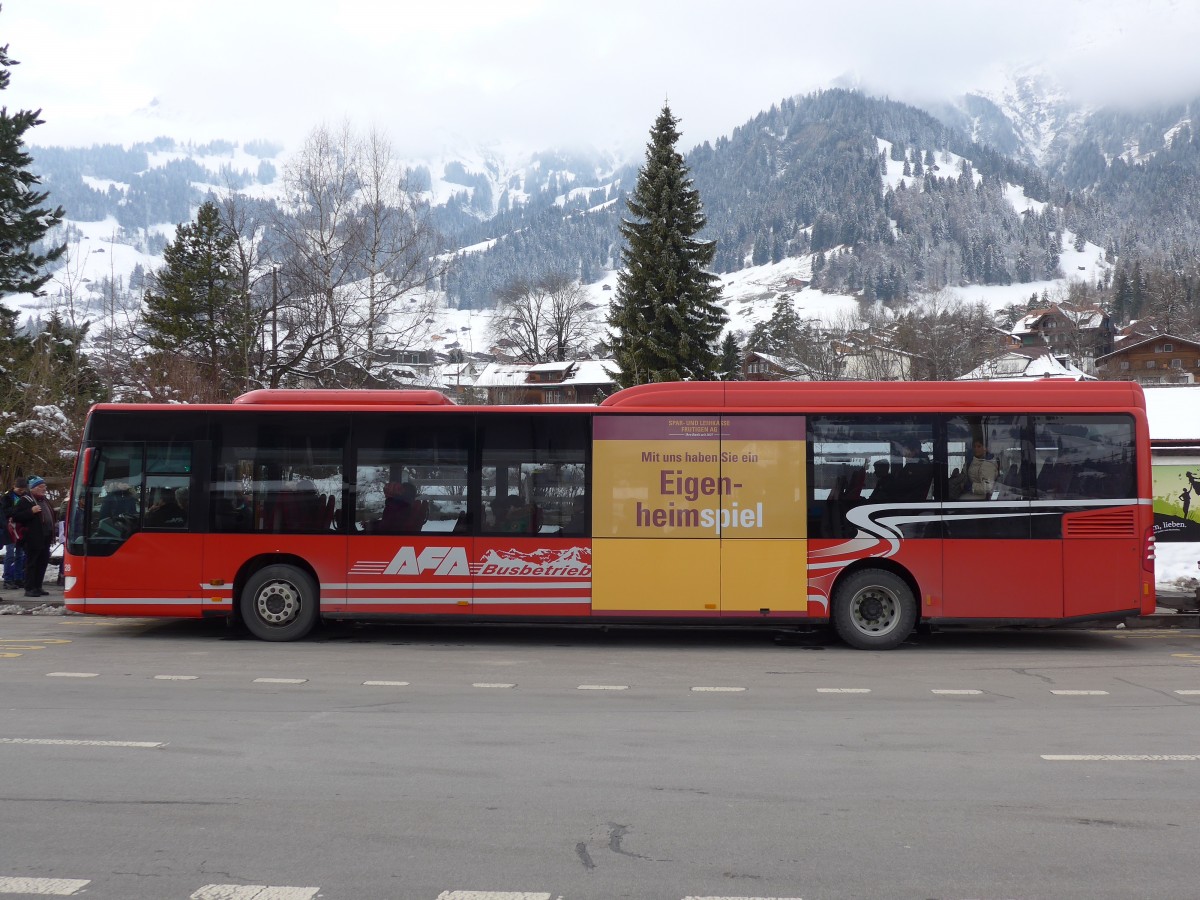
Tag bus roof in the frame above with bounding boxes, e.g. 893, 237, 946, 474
84, 380, 1147, 418
599, 380, 1147, 412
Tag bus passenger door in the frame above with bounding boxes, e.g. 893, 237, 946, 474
1036, 415, 1141, 619
82, 442, 204, 610
942, 415, 1062, 619
719, 416, 808, 616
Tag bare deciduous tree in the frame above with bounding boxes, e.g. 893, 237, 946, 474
269, 122, 445, 388
489, 272, 600, 363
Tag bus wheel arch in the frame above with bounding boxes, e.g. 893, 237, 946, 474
236, 555, 320, 642
830, 562, 920, 651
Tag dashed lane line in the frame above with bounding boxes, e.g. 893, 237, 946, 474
691, 686, 746, 692
0, 877, 89, 895
155, 675, 199, 680
577, 684, 629, 690
45, 672, 98, 678
364, 680, 410, 686
472, 682, 516, 688
191, 886, 320, 900
436, 893, 552, 900
931, 689, 983, 695
0, 738, 164, 748
1042, 754, 1200, 761
252, 678, 308, 684
1050, 690, 1109, 695
817, 687, 871, 693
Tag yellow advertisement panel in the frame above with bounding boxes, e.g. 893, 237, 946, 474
591, 415, 807, 613
592, 539, 720, 612
593, 416, 806, 538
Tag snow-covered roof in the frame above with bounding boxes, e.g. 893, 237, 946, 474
1012, 304, 1106, 335
1096, 333, 1200, 362
1144, 385, 1200, 442
474, 359, 617, 388
957, 348, 1093, 381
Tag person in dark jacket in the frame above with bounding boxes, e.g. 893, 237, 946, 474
11, 475, 56, 597
2, 477, 28, 589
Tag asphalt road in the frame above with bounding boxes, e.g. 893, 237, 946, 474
2, 616, 1199, 900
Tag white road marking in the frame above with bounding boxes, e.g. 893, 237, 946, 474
436, 893, 552, 900
1174, 690, 1200, 695
473, 683, 516, 688
253, 678, 308, 684
683, 895, 807, 899
45, 672, 98, 678
1042, 755, 1200, 761
817, 688, 871, 693
364, 680, 410, 686
931, 689, 983, 695
1050, 690, 1109, 695
0, 877, 89, 895
0, 738, 164, 748
577, 684, 629, 690
691, 686, 746, 692
191, 886, 320, 900
154, 675, 199, 680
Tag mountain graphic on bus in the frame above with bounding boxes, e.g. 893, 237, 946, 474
474, 546, 592, 577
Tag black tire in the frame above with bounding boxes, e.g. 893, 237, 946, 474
832, 568, 917, 650
240, 564, 318, 642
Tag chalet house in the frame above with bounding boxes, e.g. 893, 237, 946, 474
957, 346, 1094, 381
743, 351, 801, 381
839, 344, 922, 381
741, 350, 841, 381
1010, 302, 1114, 372
1094, 334, 1200, 385
473, 360, 617, 404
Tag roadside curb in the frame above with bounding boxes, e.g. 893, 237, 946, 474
0, 589, 66, 614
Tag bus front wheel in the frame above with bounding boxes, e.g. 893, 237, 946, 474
240, 564, 318, 642
832, 569, 916, 651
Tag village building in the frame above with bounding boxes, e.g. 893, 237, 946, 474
1095, 334, 1200, 385
473, 360, 617, 404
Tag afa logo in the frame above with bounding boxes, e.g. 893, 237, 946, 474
382, 546, 470, 576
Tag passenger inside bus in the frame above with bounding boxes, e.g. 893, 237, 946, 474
377, 481, 426, 533
491, 494, 539, 534
950, 439, 998, 500
280, 479, 334, 532
145, 487, 186, 529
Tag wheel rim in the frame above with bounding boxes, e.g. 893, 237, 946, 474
253, 578, 303, 628
848, 584, 900, 636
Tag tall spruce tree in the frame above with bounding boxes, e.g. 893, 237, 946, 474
607, 103, 726, 386
142, 201, 253, 397
0, 16, 65, 298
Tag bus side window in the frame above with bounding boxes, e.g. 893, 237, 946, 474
1033, 415, 1135, 501
480, 414, 588, 538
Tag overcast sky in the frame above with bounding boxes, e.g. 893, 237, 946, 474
6, 0, 1200, 160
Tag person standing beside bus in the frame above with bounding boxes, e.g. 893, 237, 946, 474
12, 476, 56, 597
2, 477, 28, 589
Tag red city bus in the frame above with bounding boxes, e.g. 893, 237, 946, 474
63, 380, 1156, 650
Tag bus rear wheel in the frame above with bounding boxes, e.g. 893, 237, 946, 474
832, 569, 916, 651
240, 564, 318, 642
